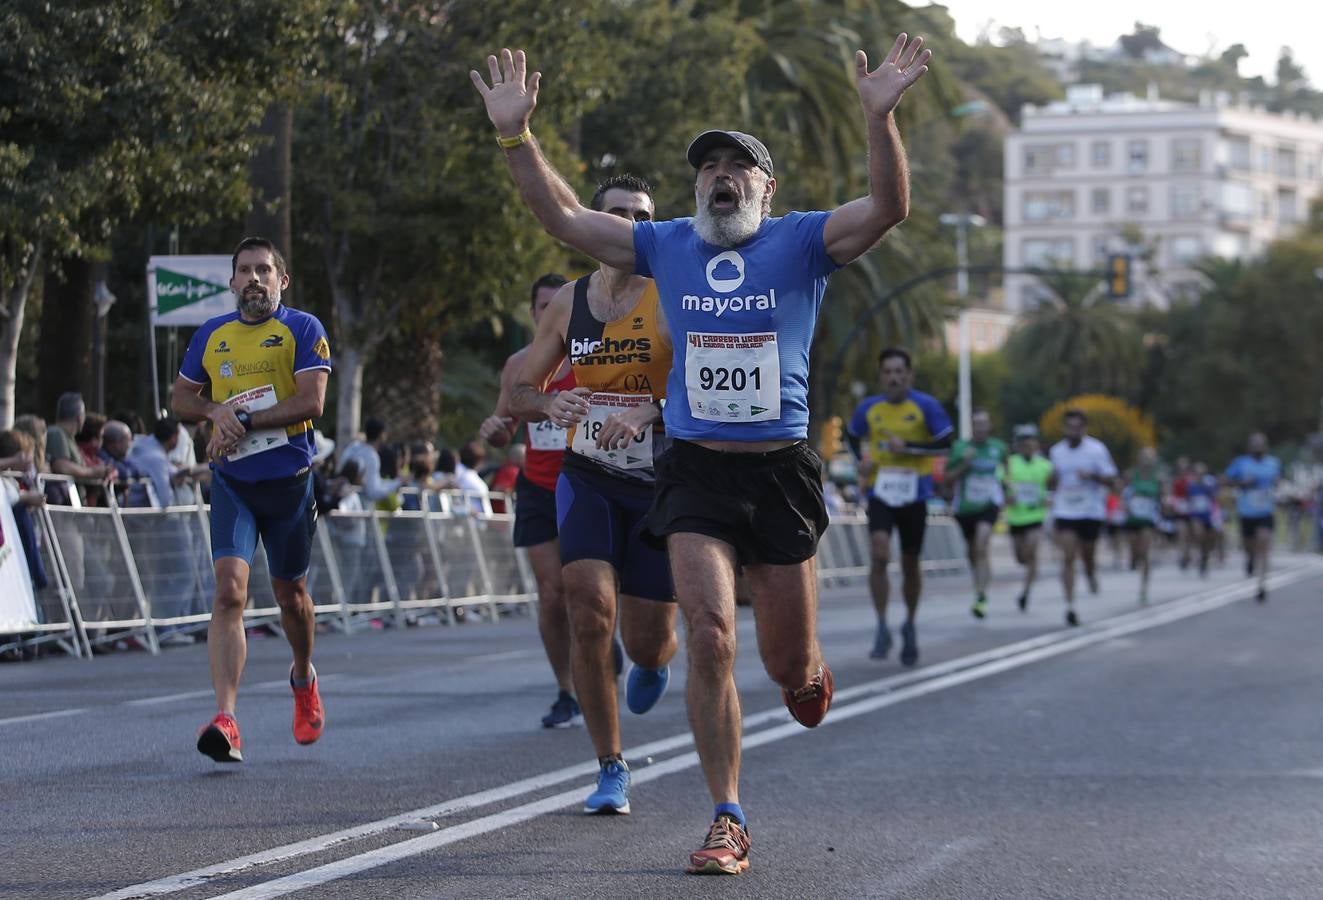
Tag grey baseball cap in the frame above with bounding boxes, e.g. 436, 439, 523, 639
1012, 424, 1039, 440
686, 130, 774, 177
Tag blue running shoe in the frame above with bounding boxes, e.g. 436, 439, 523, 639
900, 620, 918, 667
584, 758, 631, 814
612, 637, 624, 678
869, 622, 892, 659
625, 664, 670, 715
541, 690, 582, 729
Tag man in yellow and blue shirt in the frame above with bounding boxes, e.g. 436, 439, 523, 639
173, 237, 331, 765
847, 347, 952, 666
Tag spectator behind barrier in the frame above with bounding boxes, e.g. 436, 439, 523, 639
487, 444, 524, 513
75, 413, 108, 506
126, 416, 181, 508
340, 417, 401, 503
436, 447, 486, 513
0, 429, 47, 591
456, 442, 490, 499
46, 393, 115, 504
401, 441, 439, 511
112, 409, 146, 437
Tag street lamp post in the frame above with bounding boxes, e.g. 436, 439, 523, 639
940, 212, 986, 440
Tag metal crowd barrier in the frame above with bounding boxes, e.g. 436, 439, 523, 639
2, 473, 968, 660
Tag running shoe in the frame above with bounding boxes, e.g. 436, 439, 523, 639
971, 595, 987, 619
1256, 587, 1267, 603
687, 816, 751, 875
1017, 592, 1029, 612
1065, 609, 1080, 627
625, 664, 670, 715
197, 712, 242, 763
583, 758, 630, 814
291, 667, 324, 745
782, 663, 834, 728
612, 636, 624, 678
869, 621, 892, 659
541, 689, 582, 728
899, 621, 918, 667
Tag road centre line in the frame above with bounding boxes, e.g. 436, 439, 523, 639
96, 562, 1322, 900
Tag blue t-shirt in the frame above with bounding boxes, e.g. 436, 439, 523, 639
179, 304, 332, 483
1225, 454, 1280, 518
847, 390, 953, 502
1185, 475, 1218, 520
633, 212, 840, 441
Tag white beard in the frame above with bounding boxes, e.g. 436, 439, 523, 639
692, 187, 766, 248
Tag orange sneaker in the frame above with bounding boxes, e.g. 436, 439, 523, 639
291, 667, 324, 745
687, 816, 751, 875
782, 663, 833, 728
197, 713, 242, 763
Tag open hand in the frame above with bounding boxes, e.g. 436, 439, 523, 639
469, 48, 540, 138
855, 34, 931, 119
546, 387, 593, 427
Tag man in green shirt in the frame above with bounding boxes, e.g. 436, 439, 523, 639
46, 392, 115, 505
944, 409, 1007, 618
1003, 424, 1052, 612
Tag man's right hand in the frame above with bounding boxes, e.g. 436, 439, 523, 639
469, 48, 540, 138
546, 387, 593, 427
207, 404, 246, 444
479, 415, 517, 443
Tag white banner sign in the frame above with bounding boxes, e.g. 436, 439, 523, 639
0, 484, 39, 632
147, 255, 235, 327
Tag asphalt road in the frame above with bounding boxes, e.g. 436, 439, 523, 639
4, 544, 1322, 899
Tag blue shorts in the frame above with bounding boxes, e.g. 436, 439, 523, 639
210, 470, 317, 581
512, 471, 558, 548
555, 461, 673, 602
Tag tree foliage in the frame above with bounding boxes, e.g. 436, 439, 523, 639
1038, 394, 1156, 470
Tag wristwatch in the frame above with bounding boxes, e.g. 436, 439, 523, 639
235, 410, 253, 432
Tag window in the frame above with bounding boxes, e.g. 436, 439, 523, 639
1024, 143, 1076, 173
1278, 188, 1297, 223
1171, 138, 1202, 172
1260, 191, 1273, 219
1169, 236, 1203, 266
1023, 190, 1076, 221
1258, 146, 1273, 173
1128, 139, 1149, 170
1226, 136, 1251, 171
1091, 235, 1112, 263
1091, 140, 1111, 168
1221, 181, 1252, 220
1091, 188, 1111, 214
1126, 186, 1149, 215
1170, 185, 1201, 220
1277, 146, 1297, 179
1022, 237, 1075, 267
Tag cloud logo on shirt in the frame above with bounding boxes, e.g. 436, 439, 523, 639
705, 251, 745, 293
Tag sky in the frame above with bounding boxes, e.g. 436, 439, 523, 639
918, 0, 1323, 85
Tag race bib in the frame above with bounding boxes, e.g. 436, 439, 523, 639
873, 467, 918, 507
1170, 496, 1189, 515
1127, 495, 1158, 521
684, 332, 780, 422
225, 385, 289, 461
963, 474, 999, 506
1012, 481, 1042, 507
1057, 485, 1091, 513
570, 392, 653, 470
1189, 494, 1211, 514
1242, 488, 1273, 513
528, 419, 568, 452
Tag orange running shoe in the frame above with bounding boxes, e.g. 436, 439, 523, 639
197, 713, 242, 763
291, 666, 324, 745
687, 816, 751, 875
782, 663, 834, 728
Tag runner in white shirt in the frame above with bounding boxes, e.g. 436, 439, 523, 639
1047, 408, 1118, 626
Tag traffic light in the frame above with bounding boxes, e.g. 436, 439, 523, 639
1106, 253, 1131, 299
820, 415, 843, 458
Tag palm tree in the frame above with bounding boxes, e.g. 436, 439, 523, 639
1009, 268, 1141, 398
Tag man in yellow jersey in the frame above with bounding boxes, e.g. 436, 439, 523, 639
1003, 424, 1052, 612
173, 237, 330, 763
510, 175, 679, 817
847, 348, 952, 666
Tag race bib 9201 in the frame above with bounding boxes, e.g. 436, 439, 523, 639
684, 332, 780, 423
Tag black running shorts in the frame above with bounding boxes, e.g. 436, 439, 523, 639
1054, 517, 1103, 542
644, 439, 828, 566
512, 472, 558, 548
867, 498, 927, 556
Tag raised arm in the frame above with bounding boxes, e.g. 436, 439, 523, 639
823, 34, 932, 266
470, 49, 635, 271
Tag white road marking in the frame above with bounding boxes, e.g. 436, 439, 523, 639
0, 707, 85, 727
110, 563, 1320, 900
872, 837, 985, 898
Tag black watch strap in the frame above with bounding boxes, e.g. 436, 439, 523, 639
236, 410, 252, 432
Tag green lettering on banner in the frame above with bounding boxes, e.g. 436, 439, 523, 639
155, 267, 228, 314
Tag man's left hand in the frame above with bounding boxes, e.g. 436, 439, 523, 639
855, 33, 931, 119
595, 404, 654, 451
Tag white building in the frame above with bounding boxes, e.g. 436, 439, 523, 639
1004, 84, 1323, 312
